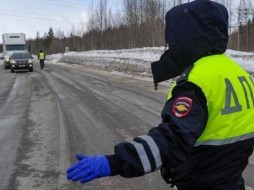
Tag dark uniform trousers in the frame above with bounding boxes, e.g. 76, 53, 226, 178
40, 60, 44, 69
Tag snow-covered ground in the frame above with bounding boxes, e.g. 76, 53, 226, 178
47, 47, 254, 79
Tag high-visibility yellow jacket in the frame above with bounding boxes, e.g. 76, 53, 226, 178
38, 52, 45, 60
168, 54, 254, 146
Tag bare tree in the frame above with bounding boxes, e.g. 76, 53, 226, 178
94, 0, 108, 49
71, 24, 76, 51
78, 21, 87, 51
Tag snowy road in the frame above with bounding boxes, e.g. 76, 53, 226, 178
0, 60, 253, 190
0, 61, 171, 190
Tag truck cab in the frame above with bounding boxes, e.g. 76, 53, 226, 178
1, 33, 27, 69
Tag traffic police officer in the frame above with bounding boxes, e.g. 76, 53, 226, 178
38, 49, 45, 69
66, 0, 254, 189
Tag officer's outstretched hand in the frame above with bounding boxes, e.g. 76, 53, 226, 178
66, 154, 111, 183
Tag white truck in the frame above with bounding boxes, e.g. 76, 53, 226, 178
1, 33, 27, 69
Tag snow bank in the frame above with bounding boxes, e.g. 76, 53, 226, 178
49, 47, 254, 78
56, 47, 164, 78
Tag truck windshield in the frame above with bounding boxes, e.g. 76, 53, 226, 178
6, 45, 26, 51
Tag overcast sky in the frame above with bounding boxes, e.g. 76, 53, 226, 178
0, 0, 121, 43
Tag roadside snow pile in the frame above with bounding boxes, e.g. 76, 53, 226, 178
58, 47, 164, 77
46, 53, 63, 63
54, 47, 254, 77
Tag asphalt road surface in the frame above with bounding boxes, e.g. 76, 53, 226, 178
0, 60, 253, 190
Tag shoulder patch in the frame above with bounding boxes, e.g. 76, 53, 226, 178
172, 97, 193, 117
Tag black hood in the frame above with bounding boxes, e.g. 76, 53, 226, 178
151, 0, 228, 86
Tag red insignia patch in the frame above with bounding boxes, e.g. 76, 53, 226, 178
172, 97, 193, 118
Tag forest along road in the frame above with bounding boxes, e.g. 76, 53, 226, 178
0, 60, 253, 190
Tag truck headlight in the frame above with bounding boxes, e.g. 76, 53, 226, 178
5, 58, 10, 62
28, 59, 32, 64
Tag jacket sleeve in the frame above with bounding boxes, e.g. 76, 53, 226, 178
106, 81, 208, 177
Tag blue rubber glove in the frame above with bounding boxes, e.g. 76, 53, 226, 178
66, 155, 111, 183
